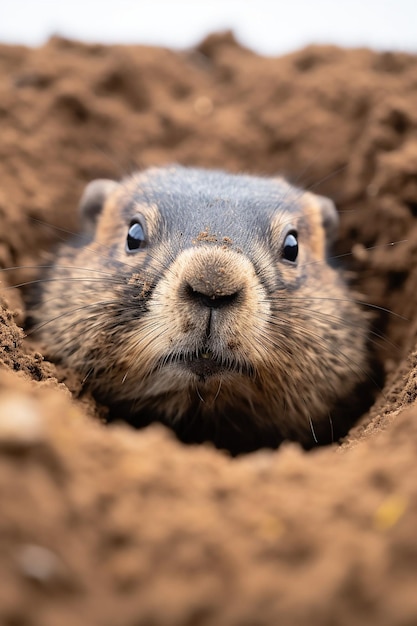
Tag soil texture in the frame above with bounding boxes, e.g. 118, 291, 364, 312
1, 33, 417, 625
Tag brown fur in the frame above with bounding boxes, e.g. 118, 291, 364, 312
31, 166, 372, 453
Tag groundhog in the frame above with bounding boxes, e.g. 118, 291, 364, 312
30, 166, 372, 454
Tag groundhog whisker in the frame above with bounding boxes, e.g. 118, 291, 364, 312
265, 315, 381, 396
284, 306, 401, 354
195, 386, 206, 403
26, 300, 120, 336
300, 239, 408, 269
1, 270, 129, 292
308, 415, 319, 444
213, 379, 222, 403
269, 302, 400, 346
256, 321, 358, 374
82, 368, 94, 385
3, 277, 127, 292
29, 216, 85, 238
32, 318, 107, 353
0, 264, 118, 277
30, 215, 129, 259
281, 295, 407, 320
35, 287, 127, 308
289, 148, 327, 186
130, 327, 170, 362
306, 165, 348, 193
273, 153, 338, 210
30, 216, 158, 276
327, 413, 335, 444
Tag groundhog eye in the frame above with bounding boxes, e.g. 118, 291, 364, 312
282, 231, 298, 263
126, 220, 146, 253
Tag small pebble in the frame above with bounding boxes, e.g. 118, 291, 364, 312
193, 95, 214, 116
16, 544, 62, 583
367, 183, 379, 197
0, 395, 45, 449
374, 494, 408, 531
351, 243, 369, 263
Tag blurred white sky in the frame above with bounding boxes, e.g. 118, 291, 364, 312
1, 0, 416, 55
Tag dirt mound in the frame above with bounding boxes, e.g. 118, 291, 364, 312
1, 33, 417, 624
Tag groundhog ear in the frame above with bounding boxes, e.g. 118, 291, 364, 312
79, 179, 120, 233
315, 194, 339, 244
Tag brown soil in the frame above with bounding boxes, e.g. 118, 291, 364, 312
1, 32, 417, 625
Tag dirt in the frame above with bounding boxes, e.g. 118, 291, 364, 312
1, 32, 417, 625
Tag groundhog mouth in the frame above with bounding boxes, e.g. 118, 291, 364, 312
157, 349, 255, 381
183, 350, 225, 379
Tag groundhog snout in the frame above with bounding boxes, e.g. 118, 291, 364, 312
184, 268, 242, 309
180, 248, 249, 310
184, 284, 241, 310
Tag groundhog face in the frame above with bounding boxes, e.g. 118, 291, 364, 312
35, 166, 369, 451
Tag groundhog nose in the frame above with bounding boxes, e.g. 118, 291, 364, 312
184, 282, 241, 309
183, 263, 243, 309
